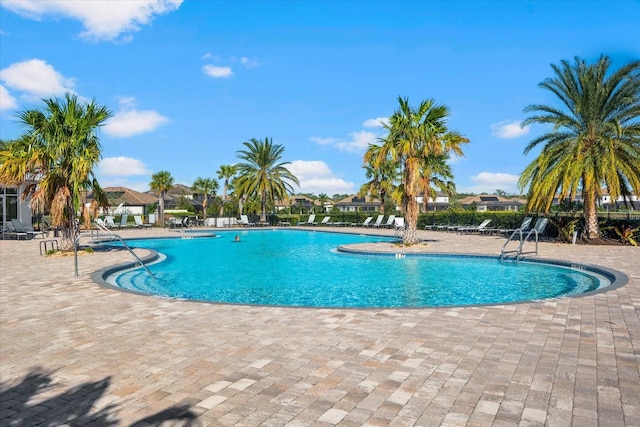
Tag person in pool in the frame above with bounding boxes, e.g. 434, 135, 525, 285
234, 235, 240, 242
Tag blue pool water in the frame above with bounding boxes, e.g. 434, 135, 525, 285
107, 229, 606, 308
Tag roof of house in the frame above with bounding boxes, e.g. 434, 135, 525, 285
458, 194, 525, 205
334, 194, 380, 206
95, 187, 158, 206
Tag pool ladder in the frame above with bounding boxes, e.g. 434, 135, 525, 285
499, 227, 541, 262
78, 221, 156, 279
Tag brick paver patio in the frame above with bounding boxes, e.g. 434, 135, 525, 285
1, 227, 638, 426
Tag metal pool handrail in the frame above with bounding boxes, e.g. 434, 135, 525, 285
75, 221, 156, 279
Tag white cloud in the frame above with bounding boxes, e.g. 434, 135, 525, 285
0, 85, 18, 111
1, 0, 183, 42
459, 172, 521, 194
203, 65, 233, 78
103, 98, 169, 137
0, 59, 75, 98
311, 130, 377, 153
288, 160, 356, 195
239, 57, 259, 69
98, 156, 152, 176
363, 117, 388, 128
490, 120, 530, 139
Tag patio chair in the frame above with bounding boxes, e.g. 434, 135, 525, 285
134, 215, 152, 229
318, 216, 331, 226
120, 214, 132, 229
394, 217, 405, 231
458, 219, 492, 234
104, 216, 118, 229
498, 216, 533, 237
12, 218, 45, 239
239, 214, 256, 227
299, 214, 316, 226
3, 221, 29, 240
358, 216, 374, 227
377, 215, 396, 228
367, 215, 384, 228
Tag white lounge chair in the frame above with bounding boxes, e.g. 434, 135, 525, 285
377, 215, 396, 228
367, 215, 384, 228
134, 215, 152, 229
239, 214, 256, 227
359, 216, 373, 227
300, 214, 316, 226
318, 216, 331, 226
458, 219, 492, 234
104, 216, 118, 229
394, 217, 405, 231
11, 218, 46, 239
498, 217, 533, 236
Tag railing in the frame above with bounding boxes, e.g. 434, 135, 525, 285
75, 222, 156, 279
500, 227, 542, 262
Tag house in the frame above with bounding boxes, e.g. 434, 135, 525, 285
459, 194, 525, 211
416, 191, 450, 211
0, 183, 33, 230
275, 195, 320, 213
91, 187, 158, 216
334, 195, 380, 212
599, 189, 638, 210
147, 184, 203, 213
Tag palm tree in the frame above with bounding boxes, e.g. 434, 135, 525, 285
149, 171, 174, 227
234, 137, 299, 222
519, 55, 640, 239
418, 154, 456, 212
192, 177, 218, 220
0, 93, 111, 249
216, 164, 237, 216
361, 143, 398, 213
376, 97, 468, 244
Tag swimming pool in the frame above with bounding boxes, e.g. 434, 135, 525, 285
99, 229, 619, 308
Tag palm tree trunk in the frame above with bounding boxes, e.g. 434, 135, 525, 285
583, 189, 599, 239
403, 162, 420, 244
60, 207, 76, 251
202, 196, 208, 220
260, 193, 267, 223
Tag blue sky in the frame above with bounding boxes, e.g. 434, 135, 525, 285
1, 0, 638, 196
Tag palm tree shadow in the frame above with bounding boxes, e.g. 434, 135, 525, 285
0, 367, 199, 426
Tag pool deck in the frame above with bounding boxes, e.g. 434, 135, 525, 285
1, 226, 638, 426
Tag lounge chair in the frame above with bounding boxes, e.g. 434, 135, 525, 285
104, 216, 118, 229
458, 219, 492, 234
358, 216, 374, 227
239, 214, 256, 227
394, 217, 405, 231
318, 216, 331, 226
377, 215, 396, 228
3, 221, 29, 240
367, 215, 384, 228
12, 219, 45, 239
498, 217, 533, 236
134, 215, 152, 229
299, 214, 316, 226
120, 214, 131, 229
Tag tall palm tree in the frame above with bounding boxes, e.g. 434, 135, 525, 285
150, 171, 174, 227
0, 93, 111, 249
216, 164, 237, 215
376, 97, 468, 244
519, 55, 640, 239
192, 177, 218, 220
361, 143, 398, 213
418, 154, 456, 212
234, 137, 299, 222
